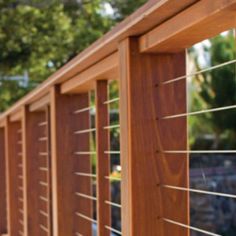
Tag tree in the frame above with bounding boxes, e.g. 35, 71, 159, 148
0, 0, 148, 112
0, 0, 113, 111
107, 0, 147, 21
189, 30, 236, 149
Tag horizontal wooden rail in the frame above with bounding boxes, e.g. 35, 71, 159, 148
9, 110, 22, 122
0, 120, 5, 128
61, 52, 118, 94
29, 95, 50, 112
139, 0, 236, 52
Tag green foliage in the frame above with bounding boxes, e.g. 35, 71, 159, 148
0, 3, 73, 81
107, 0, 147, 20
0, 0, 148, 112
189, 30, 236, 149
0, 0, 114, 112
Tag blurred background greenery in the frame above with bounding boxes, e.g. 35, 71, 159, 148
0, 0, 146, 111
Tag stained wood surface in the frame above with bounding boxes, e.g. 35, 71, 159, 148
29, 95, 50, 112
5, 119, 25, 236
74, 93, 93, 236
0, 120, 5, 128
23, 107, 53, 236
96, 81, 111, 236
0, 128, 7, 235
61, 53, 118, 94
50, 86, 82, 236
45, 106, 53, 236
139, 0, 236, 53
22, 107, 45, 236
119, 38, 188, 236
9, 110, 22, 122
154, 53, 189, 235
51, 88, 93, 235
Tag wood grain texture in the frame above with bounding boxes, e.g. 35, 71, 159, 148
139, 0, 236, 53
0, 128, 7, 235
96, 81, 111, 236
46, 106, 53, 236
51, 88, 94, 235
74, 93, 93, 236
119, 38, 189, 236
5, 119, 24, 236
9, 110, 22, 122
22, 107, 45, 236
23, 106, 53, 236
50, 86, 83, 236
29, 95, 50, 112
61, 53, 118, 94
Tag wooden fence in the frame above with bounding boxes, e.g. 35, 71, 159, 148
1, 0, 236, 235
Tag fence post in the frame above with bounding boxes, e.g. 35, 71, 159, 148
22, 106, 47, 235
5, 117, 25, 236
96, 80, 111, 236
50, 86, 92, 235
0, 126, 7, 235
118, 37, 189, 236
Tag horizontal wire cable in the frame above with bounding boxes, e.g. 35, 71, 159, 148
19, 209, 23, 214
39, 152, 48, 156
74, 151, 96, 155
38, 137, 48, 141
18, 198, 23, 202
104, 124, 120, 129
161, 59, 236, 86
19, 219, 24, 225
105, 176, 121, 181
162, 184, 236, 199
104, 97, 120, 104
39, 167, 48, 172
163, 218, 221, 236
74, 128, 96, 135
40, 224, 49, 233
162, 150, 236, 154
105, 225, 122, 235
74, 172, 96, 178
75, 233, 83, 236
39, 210, 48, 217
105, 200, 122, 208
39, 196, 48, 202
75, 212, 97, 224
39, 181, 48, 187
18, 153, 23, 156
104, 151, 121, 155
74, 106, 95, 114
18, 186, 23, 191
75, 192, 97, 201
162, 104, 236, 120
38, 121, 47, 127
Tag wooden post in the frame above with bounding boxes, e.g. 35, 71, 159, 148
51, 86, 92, 236
118, 37, 189, 236
0, 127, 7, 235
22, 107, 45, 235
96, 80, 111, 236
45, 106, 53, 236
5, 118, 25, 236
